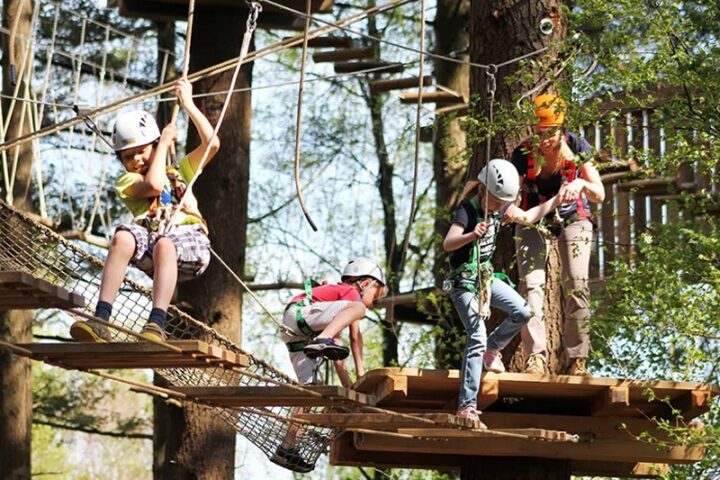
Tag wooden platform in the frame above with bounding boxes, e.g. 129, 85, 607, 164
17, 341, 249, 369
327, 368, 717, 477
115, 0, 333, 29
0, 271, 86, 310
171, 385, 375, 407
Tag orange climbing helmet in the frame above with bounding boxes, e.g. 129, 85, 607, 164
533, 94, 566, 127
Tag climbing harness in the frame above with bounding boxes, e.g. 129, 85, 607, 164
285, 279, 320, 352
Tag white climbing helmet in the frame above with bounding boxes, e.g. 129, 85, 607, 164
477, 159, 520, 202
341, 257, 386, 286
111, 110, 161, 152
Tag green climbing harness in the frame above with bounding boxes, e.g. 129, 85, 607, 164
285, 279, 318, 352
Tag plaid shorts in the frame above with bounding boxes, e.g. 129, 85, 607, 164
116, 223, 211, 281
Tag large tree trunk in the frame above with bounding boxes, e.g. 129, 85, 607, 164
464, 1, 569, 478
432, 0, 470, 370
153, 7, 251, 479
0, 1, 34, 478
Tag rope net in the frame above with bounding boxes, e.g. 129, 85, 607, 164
0, 200, 332, 471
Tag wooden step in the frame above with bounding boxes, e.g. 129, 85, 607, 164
0, 271, 86, 310
400, 90, 464, 105
295, 412, 481, 430
370, 76, 434, 94
334, 61, 405, 74
313, 47, 375, 63
172, 385, 376, 408
17, 340, 249, 369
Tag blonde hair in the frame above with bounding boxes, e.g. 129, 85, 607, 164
458, 180, 482, 205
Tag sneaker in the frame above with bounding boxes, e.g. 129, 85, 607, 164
455, 404, 488, 430
568, 358, 591, 376
303, 338, 349, 361
483, 349, 505, 373
140, 322, 167, 342
70, 319, 112, 343
270, 446, 314, 473
524, 354, 547, 375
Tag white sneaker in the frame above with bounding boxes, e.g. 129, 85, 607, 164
483, 349, 505, 373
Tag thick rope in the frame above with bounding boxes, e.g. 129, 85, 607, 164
293, 0, 319, 231
159, 3, 261, 233
399, 0, 427, 270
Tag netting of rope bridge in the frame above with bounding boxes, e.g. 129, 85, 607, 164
0, 200, 333, 468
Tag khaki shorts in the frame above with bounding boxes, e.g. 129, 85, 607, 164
282, 300, 353, 384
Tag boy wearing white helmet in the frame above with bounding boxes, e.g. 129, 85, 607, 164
272, 257, 387, 471
70, 78, 220, 343
442, 159, 567, 427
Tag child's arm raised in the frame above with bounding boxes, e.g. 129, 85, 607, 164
504, 182, 567, 226
176, 78, 221, 172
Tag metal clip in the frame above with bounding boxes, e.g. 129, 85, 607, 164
247, 2, 262, 32
485, 64, 497, 99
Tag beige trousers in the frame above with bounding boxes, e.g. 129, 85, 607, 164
515, 219, 594, 360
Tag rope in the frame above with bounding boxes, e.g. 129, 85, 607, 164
0, 0, 414, 154
293, 0, 319, 232
399, 0, 427, 272
168, 0, 196, 165
158, 2, 262, 233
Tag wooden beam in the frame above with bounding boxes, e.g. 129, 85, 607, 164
172, 385, 375, 407
283, 36, 354, 48
477, 378, 499, 410
590, 385, 630, 416
673, 390, 712, 419
353, 419, 705, 464
370, 75, 434, 93
400, 91, 463, 105
17, 340, 248, 369
296, 412, 481, 430
373, 374, 408, 405
0, 271, 86, 310
333, 61, 405, 74
312, 47, 375, 63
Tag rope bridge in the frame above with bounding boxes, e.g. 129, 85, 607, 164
0, 200, 333, 470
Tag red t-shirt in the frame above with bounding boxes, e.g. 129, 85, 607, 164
289, 283, 361, 305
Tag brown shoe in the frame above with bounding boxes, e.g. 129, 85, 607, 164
568, 358, 591, 376
524, 354, 547, 375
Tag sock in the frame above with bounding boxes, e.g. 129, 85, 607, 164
94, 301, 112, 321
147, 308, 167, 329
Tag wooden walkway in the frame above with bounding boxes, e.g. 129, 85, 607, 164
329, 368, 717, 478
17, 341, 249, 370
0, 271, 86, 310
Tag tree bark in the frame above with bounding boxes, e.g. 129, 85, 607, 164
432, 0, 470, 370
0, 1, 34, 478
464, 1, 570, 478
153, 7, 251, 479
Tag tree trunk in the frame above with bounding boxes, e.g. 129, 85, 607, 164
465, 1, 569, 478
432, 0, 470, 370
153, 7, 251, 479
0, 1, 34, 478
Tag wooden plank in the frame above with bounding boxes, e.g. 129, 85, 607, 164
312, 47, 375, 63
333, 61, 404, 74
296, 412, 480, 430
173, 385, 375, 407
396, 427, 573, 442
0, 271, 86, 310
370, 75, 434, 93
673, 390, 712, 419
400, 91, 463, 105
373, 374, 408, 405
572, 461, 669, 478
477, 377, 499, 410
17, 341, 248, 369
354, 418, 705, 464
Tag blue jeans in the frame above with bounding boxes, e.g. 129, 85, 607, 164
450, 278, 532, 410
